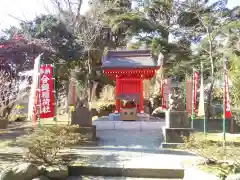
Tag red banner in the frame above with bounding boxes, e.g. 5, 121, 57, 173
39, 65, 55, 119
193, 71, 198, 113
223, 60, 231, 118
186, 80, 193, 114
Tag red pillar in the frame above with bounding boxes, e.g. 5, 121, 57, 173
139, 76, 144, 113
115, 75, 120, 113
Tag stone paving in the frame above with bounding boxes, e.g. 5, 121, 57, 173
0, 120, 199, 179
67, 177, 182, 180
70, 130, 202, 169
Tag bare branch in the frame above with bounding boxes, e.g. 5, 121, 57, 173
0, 70, 29, 118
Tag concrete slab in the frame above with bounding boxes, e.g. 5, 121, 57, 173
93, 120, 165, 131
140, 122, 164, 131
67, 177, 181, 180
96, 130, 163, 149
115, 122, 141, 131
93, 121, 115, 130
69, 130, 201, 172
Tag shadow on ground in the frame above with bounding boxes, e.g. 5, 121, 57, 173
72, 146, 196, 156
0, 153, 22, 163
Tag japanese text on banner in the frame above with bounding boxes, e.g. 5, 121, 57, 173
40, 65, 54, 119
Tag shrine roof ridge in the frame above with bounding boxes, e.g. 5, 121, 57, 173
102, 49, 160, 69
106, 49, 152, 57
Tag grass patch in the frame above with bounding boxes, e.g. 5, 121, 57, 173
198, 164, 222, 176
193, 132, 240, 143
180, 132, 240, 179
0, 140, 12, 148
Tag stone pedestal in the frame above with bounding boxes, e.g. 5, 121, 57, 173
71, 106, 97, 145
162, 111, 193, 148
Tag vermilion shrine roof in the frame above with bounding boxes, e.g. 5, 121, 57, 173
102, 50, 159, 69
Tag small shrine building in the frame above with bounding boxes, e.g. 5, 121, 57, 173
102, 50, 161, 113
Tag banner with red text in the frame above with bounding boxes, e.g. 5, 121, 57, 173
186, 80, 193, 114
223, 58, 231, 118
39, 65, 54, 119
193, 71, 198, 113
162, 78, 171, 109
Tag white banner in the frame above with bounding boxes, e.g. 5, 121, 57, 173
27, 53, 43, 121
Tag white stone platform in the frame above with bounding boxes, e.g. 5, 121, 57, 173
93, 119, 165, 131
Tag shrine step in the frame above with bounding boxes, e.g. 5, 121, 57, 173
68, 166, 184, 179
72, 125, 97, 141
78, 140, 98, 146
161, 143, 183, 148
67, 176, 182, 180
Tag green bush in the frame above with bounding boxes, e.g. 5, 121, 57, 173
98, 102, 115, 112
15, 125, 84, 166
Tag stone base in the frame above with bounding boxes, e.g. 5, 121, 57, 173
0, 119, 8, 129
165, 111, 189, 128
164, 128, 194, 143
76, 125, 97, 141
109, 113, 150, 121
93, 120, 165, 131
69, 166, 184, 179
161, 142, 183, 148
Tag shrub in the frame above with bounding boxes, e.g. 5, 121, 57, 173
15, 125, 84, 166
99, 85, 115, 102
97, 102, 115, 112
180, 134, 240, 179
95, 102, 115, 117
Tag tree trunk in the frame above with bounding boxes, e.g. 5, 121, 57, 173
207, 79, 214, 120
206, 51, 215, 120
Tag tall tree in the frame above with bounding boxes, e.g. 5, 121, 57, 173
179, 0, 240, 118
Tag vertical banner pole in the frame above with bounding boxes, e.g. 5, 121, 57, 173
183, 70, 187, 107
52, 64, 57, 122
200, 62, 206, 135
201, 62, 206, 135
37, 64, 42, 128
198, 61, 206, 135
223, 57, 227, 147
191, 69, 195, 128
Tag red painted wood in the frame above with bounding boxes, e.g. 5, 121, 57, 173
115, 76, 120, 113
103, 67, 160, 113
139, 78, 144, 113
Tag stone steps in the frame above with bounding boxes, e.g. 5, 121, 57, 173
67, 147, 201, 179
67, 176, 182, 180
93, 120, 165, 131
68, 166, 184, 179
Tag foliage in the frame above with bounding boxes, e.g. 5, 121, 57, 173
231, 109, 240, 127
99, 85, 115, 102
143, 80, 155, 99
15, 125, 84, 166
229, 53, 240, 106
180, 134, 240, 179
97, 102, 115, 113
212, 88, 223, 104
0, 71, 29, 119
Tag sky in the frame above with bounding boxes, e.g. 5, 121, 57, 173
0, 0, 239, 36
0, 0, 90, 35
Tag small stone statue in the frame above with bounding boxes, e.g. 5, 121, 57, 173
168, 89, 185, 111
